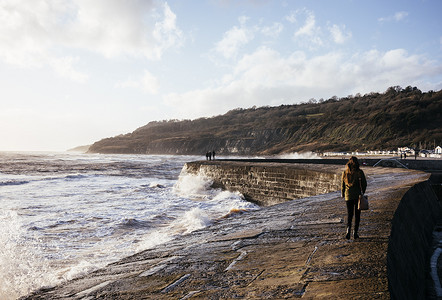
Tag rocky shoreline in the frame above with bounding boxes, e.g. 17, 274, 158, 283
23, 162, 438, 299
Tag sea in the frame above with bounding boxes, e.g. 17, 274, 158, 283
0, 152, 259, 299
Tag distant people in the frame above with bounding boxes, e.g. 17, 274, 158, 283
404, 153, 407, 159
205, 152, 209, 160
212, 150, 216, 160
341, 156, 367, 239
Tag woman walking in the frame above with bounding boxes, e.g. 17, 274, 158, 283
341, 156, 367, 239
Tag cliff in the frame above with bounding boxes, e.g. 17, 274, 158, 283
88, 87, 442, 155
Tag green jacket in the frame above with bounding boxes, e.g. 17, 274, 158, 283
341, 169, 367, 201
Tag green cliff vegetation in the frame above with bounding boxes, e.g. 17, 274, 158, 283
88, 86, 442, 155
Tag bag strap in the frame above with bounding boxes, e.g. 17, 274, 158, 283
359, 177, 364, 195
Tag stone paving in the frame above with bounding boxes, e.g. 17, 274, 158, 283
23, 166, 431, 299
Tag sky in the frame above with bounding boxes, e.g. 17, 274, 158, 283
0, 0, 441, 151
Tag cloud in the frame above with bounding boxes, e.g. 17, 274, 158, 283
378, 11, 409, 23
328, 24, 352, 44
285, 11, 297, 23
116, 70, 159, 94
294, 10, 317, 37
164, 47, 442, 119
292, 9, 323, 48
215, 16, 255, 59
261, 22, 284, 38
0, 0, 183, 78
48, 56, 89, 83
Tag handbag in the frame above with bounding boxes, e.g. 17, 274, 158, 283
358, 194, 369, 210
358, 178, 369, 210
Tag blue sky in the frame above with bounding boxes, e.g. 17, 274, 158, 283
0, 0, 441, 151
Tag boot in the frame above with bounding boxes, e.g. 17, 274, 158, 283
345, 226, 351, 240
354, 224, 360, 239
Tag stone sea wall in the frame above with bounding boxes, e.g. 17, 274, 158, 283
184, 161, 342, 206
185, 160, 442, 297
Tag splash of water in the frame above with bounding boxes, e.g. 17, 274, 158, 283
0, 210, 59, 300
277, 151, 321, 159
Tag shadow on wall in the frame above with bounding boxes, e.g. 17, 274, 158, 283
387, 180, 442, 299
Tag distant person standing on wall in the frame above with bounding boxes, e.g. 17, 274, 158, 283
212, 150, 216, 160
341, 156, 367, 239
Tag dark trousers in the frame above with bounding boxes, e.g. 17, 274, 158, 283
346, 199, 361, 232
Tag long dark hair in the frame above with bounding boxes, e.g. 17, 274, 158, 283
343, 156, 360, 186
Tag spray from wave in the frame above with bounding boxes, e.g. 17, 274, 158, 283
0, 210, 58, 300
277, 151, 321, 159
173, 168, 260, 229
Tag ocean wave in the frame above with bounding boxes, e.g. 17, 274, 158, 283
0, 210, 59, 300
119, 218, 152, 229
48, 219, 77, 229
171, 207, 212, 234
0, 179, 30, 186
277, 151, 322, 159
173, 169, 213, 199
148, 182, 166, 189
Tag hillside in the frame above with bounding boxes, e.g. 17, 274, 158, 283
88, 86, 442, 155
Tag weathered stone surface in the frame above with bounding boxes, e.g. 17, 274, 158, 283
22, 162, 435, 299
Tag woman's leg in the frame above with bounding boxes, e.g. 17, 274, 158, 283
346, 200, 354, 239
354, 204, 361, 238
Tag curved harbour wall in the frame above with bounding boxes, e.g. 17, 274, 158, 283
387, 180, 442, 299
185, 160, 442, 297
184, 161, 341, 206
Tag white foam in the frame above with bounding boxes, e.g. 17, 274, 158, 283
171, 207, 212, 234
277, 151, 321, 159
135, 230, 174, 253
59, 260, 97, 281
210, 190, 259, 215
173, 169, 213, 199
0, 210, 59, 300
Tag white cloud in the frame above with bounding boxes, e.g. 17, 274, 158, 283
394, 11, 409, 21
48, 56, 89, 83
294, 10, 317, 37
0, 0, 183, 78
261, 22, 284, 38
378, 11, 409, 23
164, 47, 441, 119
152, 2, 184, 59
285, 11, 297, 23
116, 70, 159, 94
215, 16, 255, 59
328, 24, 352, 44
293, 9, 323, 48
